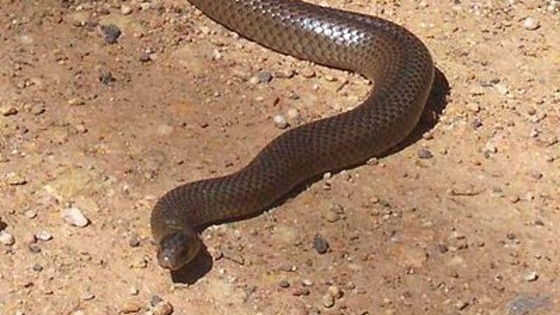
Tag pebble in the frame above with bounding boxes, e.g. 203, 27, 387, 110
5, 171, 27, 185
291, 286, 311, 296
301, 278, 314, 286
129, 234, 141, 247
100, 24, 122, 44
313, 234, 329, 254
28, 243, 41, 253
120, 302, 142, 314
81, 291, 95, 301
524, 271, 539, 282
321, 293, 335, 308
99, 71, 115, 85
471, 118, 483, 129
152, 300, 173, 315
455, 300, 469, 310
279, 280, 290, 288
327, 285, 343, 299
1, 106, 18, 116
24, 209, 37, 218
522, 17, 540, 30
417, 148, 433, 159
32, 263, 43, 271
0, 230, 15, 245
120, 5, 133, 15
62, 207, 90, 227
149, 295, 164, 307
128, 286, 139, 296
273, 114, 289, 129
68, 97, 85, 106
249, 71, 273, 84
35, 230, 53, 241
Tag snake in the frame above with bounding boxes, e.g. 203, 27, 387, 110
151, 0, 434, 270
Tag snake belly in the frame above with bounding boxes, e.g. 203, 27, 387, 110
151, 0, 434, 270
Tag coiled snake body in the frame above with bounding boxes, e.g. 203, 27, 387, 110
151, 0, 434, 270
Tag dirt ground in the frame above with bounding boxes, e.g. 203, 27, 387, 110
1, 0, 559, 314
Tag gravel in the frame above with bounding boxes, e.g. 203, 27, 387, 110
100, 24, 122, 44
313, 234, 329, 254
62, 207, 90, 227
273, 114, 289, 129
35, 230, 53, 241
0, 230, 15, 245
522, 17, 540, 30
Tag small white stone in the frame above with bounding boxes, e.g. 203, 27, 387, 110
35, 230, 53, 241
24, 209, 37, 218
522, 17, 540, 30
273, 114, 289, 129
129, 286, 139, 295
120, 5, 132, 15
62, 207, 89, 227
0, 230, 15, 245
524, 271, 539, 282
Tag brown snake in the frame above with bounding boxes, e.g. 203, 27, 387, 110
151, 0, 434, 270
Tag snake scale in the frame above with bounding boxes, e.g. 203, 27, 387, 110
151, 0, 434, 270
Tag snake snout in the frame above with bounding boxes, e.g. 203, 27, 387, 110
157, 229, 202, 270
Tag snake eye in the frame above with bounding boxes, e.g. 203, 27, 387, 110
157, 230, 201, 270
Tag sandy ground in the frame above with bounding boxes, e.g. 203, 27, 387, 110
1, 0, 559, 314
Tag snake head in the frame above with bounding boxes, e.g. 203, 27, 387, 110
156, 229, 202, 270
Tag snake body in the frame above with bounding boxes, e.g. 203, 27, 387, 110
151, 0, 434, 270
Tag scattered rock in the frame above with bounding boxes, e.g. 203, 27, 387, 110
129, 286, 139, 296
455, 300, 469, 310
100, 24, 122, 44
0, 230, 15, 245
522, 17, 540, 30
129, 234, 141, 247
32, 263, 43, 272
5, 172, 27, 185
417, 148, 433, 159
99, 70, 115, 85
1, 106, 18, 116
249, 71, 273, 84
62, 207, 89, 227
273, 114, 289, 129
152, 300, 173, 315
149, 295, 164, 307
24, 209, 37, 218
35, 230, 53, 241
524, 271, 539, 282
121, 5, 133, 15
321, 293, 335, 308
313, 234, 329, 254
327, 285, 343, 299
291, 286, 310, 296
120, 302, 142, 314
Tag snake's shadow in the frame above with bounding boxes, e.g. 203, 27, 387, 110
169, 67, 449, 284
